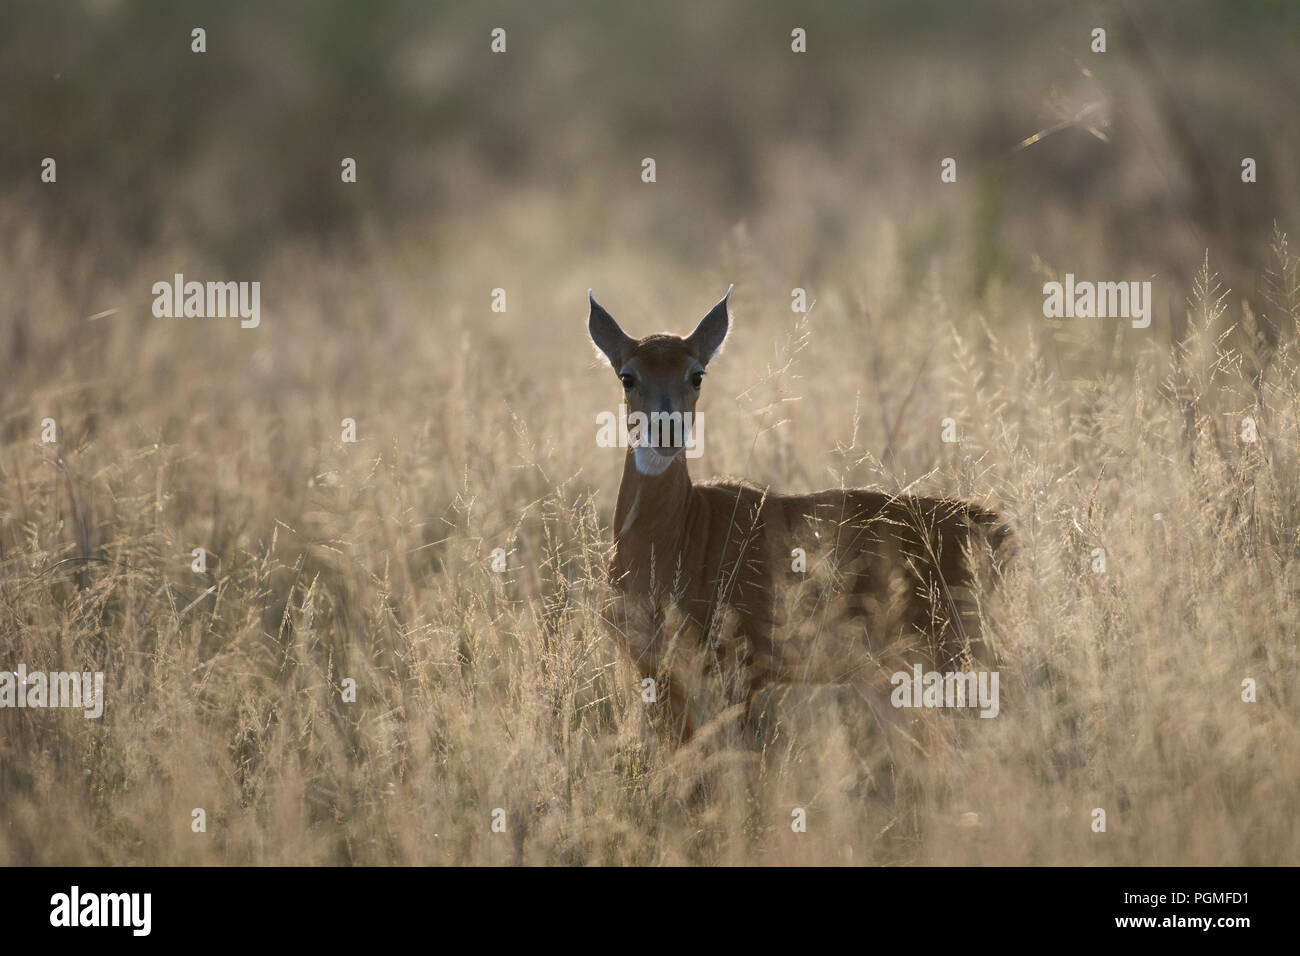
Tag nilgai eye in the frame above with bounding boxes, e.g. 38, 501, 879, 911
690, 371, 704, 389
620, 373, 635, 390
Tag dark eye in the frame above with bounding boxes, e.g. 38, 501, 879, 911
690, 371, 704, 389
620, 373, 635, 390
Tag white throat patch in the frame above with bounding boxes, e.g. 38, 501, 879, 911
633, 445, 678, 476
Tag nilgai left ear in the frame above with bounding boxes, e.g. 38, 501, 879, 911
588, 290, 635, 368
686, 285, 733, 365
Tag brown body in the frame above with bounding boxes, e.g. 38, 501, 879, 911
589, 289, 1012, 741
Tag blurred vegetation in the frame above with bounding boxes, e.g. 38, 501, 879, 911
2, 0, 1297, 285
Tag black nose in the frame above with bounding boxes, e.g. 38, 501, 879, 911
649, 404, 686, 449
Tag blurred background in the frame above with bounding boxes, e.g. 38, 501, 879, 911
2, 0, 1297, 326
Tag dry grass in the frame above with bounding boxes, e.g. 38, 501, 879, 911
2, 189, 1298, 865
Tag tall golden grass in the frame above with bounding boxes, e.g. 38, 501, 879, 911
2, 185, 1297, 864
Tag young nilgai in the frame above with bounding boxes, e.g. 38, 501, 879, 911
589, 288, 1013, 742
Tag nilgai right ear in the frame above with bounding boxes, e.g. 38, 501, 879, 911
685, 285, 733, 365
588, 290, 635, 367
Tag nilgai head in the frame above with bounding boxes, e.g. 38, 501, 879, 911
588, 287, 732, 475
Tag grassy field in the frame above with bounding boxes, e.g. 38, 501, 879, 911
1, 1, 1298, 865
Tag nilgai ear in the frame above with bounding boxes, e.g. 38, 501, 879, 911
588, 290, 635, 368
686, 285, 733, 365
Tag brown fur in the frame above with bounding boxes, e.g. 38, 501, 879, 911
589, 291, 1013, 741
